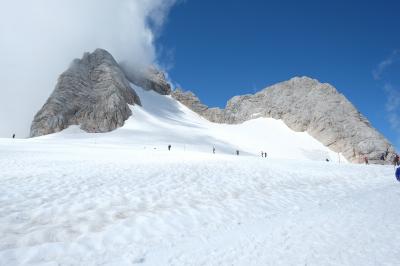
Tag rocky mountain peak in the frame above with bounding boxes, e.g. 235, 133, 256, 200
172, 78, 396, 164
30, 49, 141, 137
124, 66, 172, 95
30, 49, 395, 164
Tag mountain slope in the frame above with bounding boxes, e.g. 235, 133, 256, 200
29, 49, 395, 164
173, 77, 395, 163
36, 85, 346, 162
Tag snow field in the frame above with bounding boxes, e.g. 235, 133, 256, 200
0, 144, 398, 265
32, 85, 347, 163
0, 86, 397, 265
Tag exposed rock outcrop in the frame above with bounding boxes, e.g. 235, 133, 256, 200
171, 89, 225, 122
30, 49, 141, 137
125, 67, 172, 95
173, 77, 395, 163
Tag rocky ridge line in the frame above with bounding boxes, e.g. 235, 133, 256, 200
172, 77, 395, 163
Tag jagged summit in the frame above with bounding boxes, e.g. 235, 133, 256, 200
30, 49, 173, 138
172, 76, 395, 163
30, 49, 141, 137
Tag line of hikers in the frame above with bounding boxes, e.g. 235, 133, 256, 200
358, 150, 399, 166
167, 144, 269, 157
166, 145, 398, 165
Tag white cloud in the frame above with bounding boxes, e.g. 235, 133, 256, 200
373, 50, 399, 80
384, 84, 400, 113
384, 84, 400, 149
384, 84, 400, 132
0, 0, 176, 138
374, 51, 400, 148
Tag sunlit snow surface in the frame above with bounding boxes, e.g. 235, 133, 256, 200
29, 85, 347, 162
0, 86, 399, 265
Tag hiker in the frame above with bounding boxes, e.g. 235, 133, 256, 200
236, 150, 240, 156
396, 166, 400, 182
264, 152, 267, 158
168, 144, 171, 151
394, 154, 400, 167
364, 155, 369, 165
12, 133, 15, 139
380, 153, 385, 161
261, 151, 264, 157
213, 146, 216, 154
326, 158, 330, 162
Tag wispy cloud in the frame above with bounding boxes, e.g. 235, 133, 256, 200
384, 84, 400, 112
373, 50, 400, 80
384, 84, 400, 132
373, 51, 400, 148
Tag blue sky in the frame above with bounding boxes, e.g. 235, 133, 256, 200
158, 0, 400, 149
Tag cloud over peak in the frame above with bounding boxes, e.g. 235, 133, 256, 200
0, 0, 177, 137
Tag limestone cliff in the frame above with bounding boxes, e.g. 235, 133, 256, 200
30, 49, 141, 137
172, 77, 395, 163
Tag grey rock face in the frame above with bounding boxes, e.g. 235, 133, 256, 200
172, 89, 209, 113
171, 89, 225, 122
173, 77, 395, 163
126, 67, 172, 95
30, 49, 141, 137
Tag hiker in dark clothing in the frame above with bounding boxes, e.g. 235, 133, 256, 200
264, 152, 267, 158
12, 134, 15, 139
380, 153, 385, 161
261, 151, 264, 157
394, 154, 400, 166
168, 145, 171, 151
364, 156, 369, 165
213, 146, 216, 154
236, 150, 239, 156
396, 167, 400, 182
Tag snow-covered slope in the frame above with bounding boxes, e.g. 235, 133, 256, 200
0, 138, 398, 265
33, 85, 346, 162
1, 86, 398, 265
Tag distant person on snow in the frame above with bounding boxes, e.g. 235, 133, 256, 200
236, 150, 240, 156
396, 167, 400, 182
380, 153, 385, 161
264, 152, 267, 158
168, 145, 171, 151
393, 154, 400, 167
326, 158, 330, 162
261, 151, 264, 157
12, 133, 15, 139
213, 146, 216, 154
364, 156, 369, 165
